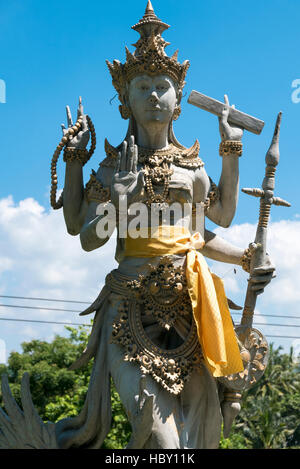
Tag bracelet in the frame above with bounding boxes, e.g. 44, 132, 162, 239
219, 140, 243, 157
63, 147, 89, 165
240, 247, 252, 273
223, 391, 242, 402
85, 171, 111, 203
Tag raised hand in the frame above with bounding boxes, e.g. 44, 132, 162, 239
219, 95, 244, 142
61, 97, 90, 150
111, 136, 145, 209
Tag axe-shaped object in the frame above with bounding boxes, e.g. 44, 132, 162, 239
188, 90, 264, 135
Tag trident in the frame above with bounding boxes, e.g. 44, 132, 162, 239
240, 112, 291, 334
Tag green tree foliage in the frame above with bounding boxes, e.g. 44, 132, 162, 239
0, 326, 131, 449
0, 328, 298, 449
220, 345, 300, 449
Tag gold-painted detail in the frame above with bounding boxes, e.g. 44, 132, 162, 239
109, 258, 203, 395
219, 327, 269, 392
258, 201, 272, 229
111, 300, 203, 395
223, 391, 242, 402
85, 170, 111, 203
138, 141, 202, 168
127, 256, 192, 330
219, 140, 243, 157
106, 3, 190, 110
144, 162, 173, 207
63, 148, 89, 165
50, 115, 96, 210
192, 178, 220, 216
100, 139, 119, 168
204, 178, 220, 213
101, 140, 203, 207
240, 247, 253, 274
101, 139, 203, 170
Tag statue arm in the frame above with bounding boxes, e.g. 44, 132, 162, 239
202, 229, 243, 265
60, 100, 91, 236
206, 154, 239, 228
63, 161, 88, 235
193, 165, 239, 229
80, 166, 116, 252
198, 94, 243, 228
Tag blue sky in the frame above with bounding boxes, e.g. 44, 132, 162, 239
0, 0, 300, 359
0, 0, 299, 220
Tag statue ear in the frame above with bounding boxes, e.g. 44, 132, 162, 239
119, 87, 132, 120
176, 88, 183, 106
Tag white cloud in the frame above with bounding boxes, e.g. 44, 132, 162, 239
0, 196, 118, 357
212, 220, 300, 351
214, 219, 300, 306
0, 195, 299, 359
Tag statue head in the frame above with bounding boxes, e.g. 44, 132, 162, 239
106, 1, 190, 131
127, 74, 178, 129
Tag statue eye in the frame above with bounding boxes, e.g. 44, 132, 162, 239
156, 82, 169, 91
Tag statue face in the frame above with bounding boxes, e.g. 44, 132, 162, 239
128, 74, 177, 126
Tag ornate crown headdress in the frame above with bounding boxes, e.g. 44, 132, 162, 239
106, 1, 190, 117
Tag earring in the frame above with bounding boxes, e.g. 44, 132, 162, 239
173, 105, 181, 121
119, 104, 132, 120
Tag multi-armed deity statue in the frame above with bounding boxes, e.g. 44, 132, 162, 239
0, 1, 290, 449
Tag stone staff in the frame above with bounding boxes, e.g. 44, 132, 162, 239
219, 112, 291, 402
188, 90, 265, 135
240, 112, 291, 331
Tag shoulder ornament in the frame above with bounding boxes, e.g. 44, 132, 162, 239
100, 139, 120, 169
85, 170, 111, 204
101, 139, 204, 170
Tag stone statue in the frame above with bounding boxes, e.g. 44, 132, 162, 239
1, 1, 289, 450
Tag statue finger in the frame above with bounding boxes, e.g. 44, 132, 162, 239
220, 108, 230, 127
127, 136, 134, 172
251, 283, 268, 292
61, 123, 68, 136
250, 278, 271, 289
224, 94, 230, 107
66, 106, 73, 128
137, 170, 145, 190
77, 97, 83, 117
115, 151, 121, 173
252, 265, 276, 275
81, 115, 89, 132
132, 145, 138, 173
120, 141, 128, 172
77, 97, 88, 128
249, 273, 273, 284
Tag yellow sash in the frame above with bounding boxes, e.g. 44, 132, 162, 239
124, 226, 244, 378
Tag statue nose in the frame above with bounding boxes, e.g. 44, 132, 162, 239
149, 91, 159, 104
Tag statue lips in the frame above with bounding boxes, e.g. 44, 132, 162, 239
146, 106, 162, 112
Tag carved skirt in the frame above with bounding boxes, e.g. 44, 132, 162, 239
108, 257, 204, 396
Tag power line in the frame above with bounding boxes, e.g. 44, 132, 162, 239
0, 318, 91, 327
1, 306, 300, 328
231, 312, 300, 320
0, 299, 299, 321
252, 323, 300, 328
0, 295, 90, 305
2, 309, 296, 329
0, 304, 82, 313
0, 317, 299, 340
265, 335, 300, 340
